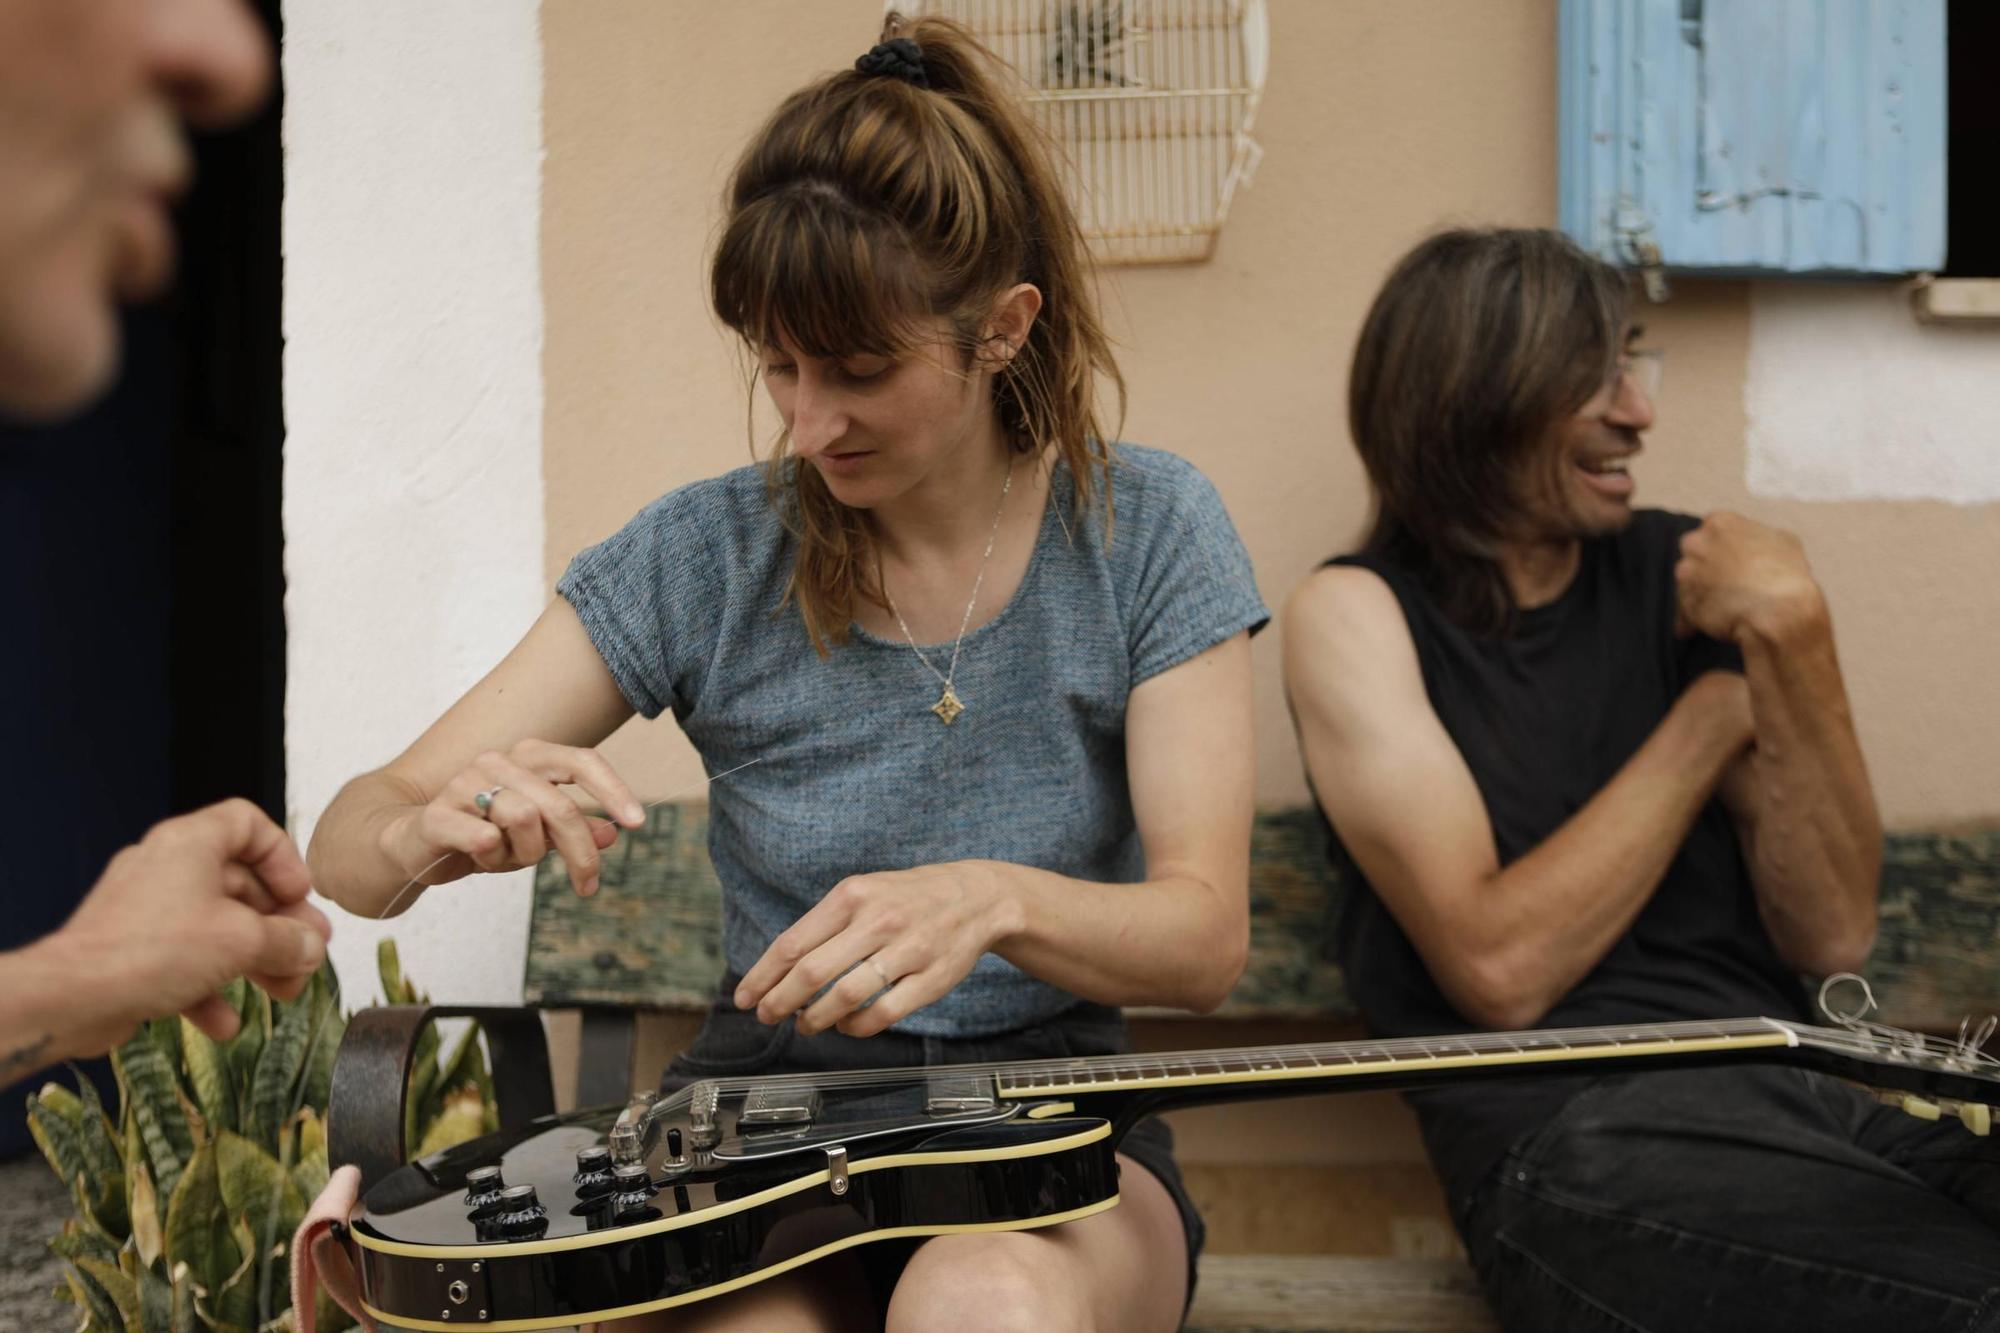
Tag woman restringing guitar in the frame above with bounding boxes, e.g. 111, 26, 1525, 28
307, 14, 1266, 1331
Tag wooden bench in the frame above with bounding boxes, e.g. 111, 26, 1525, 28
509, 806, 1999, 1332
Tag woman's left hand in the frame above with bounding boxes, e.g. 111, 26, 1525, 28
733, 861, 1019, 1038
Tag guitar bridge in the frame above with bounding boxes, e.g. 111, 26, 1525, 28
925, 1074, 997, 1116
739, 1084, 820, 1127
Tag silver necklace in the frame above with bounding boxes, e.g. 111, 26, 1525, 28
881, 457, 1015, 725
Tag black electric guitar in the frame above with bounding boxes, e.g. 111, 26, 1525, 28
341, 1015, 1997, 1330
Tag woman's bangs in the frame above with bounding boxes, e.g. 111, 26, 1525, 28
714, 192, 931, 360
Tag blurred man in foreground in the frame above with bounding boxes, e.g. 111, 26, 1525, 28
0, 0, 328, 1081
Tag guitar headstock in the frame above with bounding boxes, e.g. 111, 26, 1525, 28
1805, 973, 1999, 1138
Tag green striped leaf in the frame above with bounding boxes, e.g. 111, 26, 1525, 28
403, 1019, 440, 1154
70, 1070, 129, 1234
228, 988, 271, 1135
168, 1260, 200, 1333
63, 1262, 124, 1331
49, 1217, 121, 1268
178, 1018, 234, 1138
115, 1038, 194, 1207
194, 1214, 260, 1333
26, 1090, 85, 1193
74, 1256, 138, 1327
377, 938, 407, 1004
299, 1004, 345, 1118
248, 996, 314, 1150
164, 1142, 239, 1301
129, 1161, 163, 1266
137, 1258, 174, 1333
215, 1128, 304, 1320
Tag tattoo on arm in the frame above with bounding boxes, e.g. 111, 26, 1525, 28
2, 1033, 52, 1078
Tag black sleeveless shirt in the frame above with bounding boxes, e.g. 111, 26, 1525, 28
1324, 510, 1809, 1218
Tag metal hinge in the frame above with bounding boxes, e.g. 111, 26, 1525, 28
1615, 207, 1672, 304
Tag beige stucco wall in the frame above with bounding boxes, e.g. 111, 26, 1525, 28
532, 0, 1999, 1251
542, 0, 1996, 824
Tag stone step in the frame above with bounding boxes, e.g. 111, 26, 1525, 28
1187, 1254, 1498, 1333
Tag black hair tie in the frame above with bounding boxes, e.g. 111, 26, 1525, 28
856, 37, 929, 88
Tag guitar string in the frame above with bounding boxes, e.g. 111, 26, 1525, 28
264, 753, 767, 1319
676, 1016, 2000, 1100
687, 1018, 1789, 1096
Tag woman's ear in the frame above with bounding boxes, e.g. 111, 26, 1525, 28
980, 283, 1043, 368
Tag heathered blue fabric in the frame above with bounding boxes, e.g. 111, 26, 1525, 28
556, 444, 1267, 1037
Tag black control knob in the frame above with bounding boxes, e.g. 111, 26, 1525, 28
667, 1128, 684, 1160
574, 1145, 614, 1196
463, 1164, 506, 1214
492, 1184, 549, 1239
610, 1163, 656, 1215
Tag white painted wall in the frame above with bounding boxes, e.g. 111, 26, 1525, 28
1746, 283, 2000, 503
282, 2, 546, 1007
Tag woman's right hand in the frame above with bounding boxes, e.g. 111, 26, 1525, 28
383, 740, 649, 898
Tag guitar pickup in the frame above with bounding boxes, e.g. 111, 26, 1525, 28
739, 1084, 820, 1127
925, 1074, 997, 1116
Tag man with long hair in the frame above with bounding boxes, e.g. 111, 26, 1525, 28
1285, 227, 1997, 1329
0, 0, 329, 1083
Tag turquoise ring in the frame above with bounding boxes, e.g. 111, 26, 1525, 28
473, 785, 505, 817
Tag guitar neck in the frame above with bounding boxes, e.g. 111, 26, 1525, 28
994, 1017, 1801, 1121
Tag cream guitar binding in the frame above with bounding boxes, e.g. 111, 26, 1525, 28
336, 1011, 1997, 1331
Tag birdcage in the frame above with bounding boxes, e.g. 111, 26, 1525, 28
900, 0, 1268, 265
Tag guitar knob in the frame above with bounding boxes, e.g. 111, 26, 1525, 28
1900, 1095, 1943, 1122
492, 1184, 548, 1239
611, 1163, 656, 1214
463, 1164, 506, 1214
1958, 1101, 1992, 1136
574, 1145, 614, 1195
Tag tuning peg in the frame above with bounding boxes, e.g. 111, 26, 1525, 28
1956, 1101, 1992, 1136
1898, 1095, 1943, 1122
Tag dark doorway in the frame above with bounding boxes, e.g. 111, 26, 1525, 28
1944, 0, 2000, 277
0, 0, 285, 1155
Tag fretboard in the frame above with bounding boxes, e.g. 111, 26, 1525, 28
992, 1017, 1797, 1098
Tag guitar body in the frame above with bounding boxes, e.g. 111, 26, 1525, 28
349, 1082, 1119, 1330
343, 1015, 1996, 1330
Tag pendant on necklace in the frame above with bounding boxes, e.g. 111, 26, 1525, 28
931, 685, 965, 726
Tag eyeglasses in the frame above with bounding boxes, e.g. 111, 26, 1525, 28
1615, 347, 1665, 401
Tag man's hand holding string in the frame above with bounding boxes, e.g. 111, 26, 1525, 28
0, 799, 331, 1081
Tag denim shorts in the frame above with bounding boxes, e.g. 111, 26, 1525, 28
660, 978, 1206, 1316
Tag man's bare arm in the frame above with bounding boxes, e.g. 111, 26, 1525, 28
1685, 516, 1881, 975
1284, 566, 1754, 1029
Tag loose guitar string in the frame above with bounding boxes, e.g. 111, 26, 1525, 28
261, 754, 766, 1318
374, 754, 770, 924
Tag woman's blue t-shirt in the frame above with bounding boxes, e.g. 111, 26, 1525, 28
556, 443, 1267, 1037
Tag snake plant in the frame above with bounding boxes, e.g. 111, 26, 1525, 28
26, 939, 497, 1332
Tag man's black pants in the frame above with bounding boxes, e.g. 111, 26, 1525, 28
1464, 1064, 2000, 1331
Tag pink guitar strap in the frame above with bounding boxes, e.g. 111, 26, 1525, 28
291, 1165, 379, 1333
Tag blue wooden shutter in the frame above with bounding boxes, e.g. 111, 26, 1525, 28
1559, 0, 1946, 275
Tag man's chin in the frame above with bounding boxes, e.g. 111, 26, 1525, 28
1584, 502, 1636, 536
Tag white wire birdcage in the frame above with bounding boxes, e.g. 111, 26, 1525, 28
899, 0, 1268, 265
